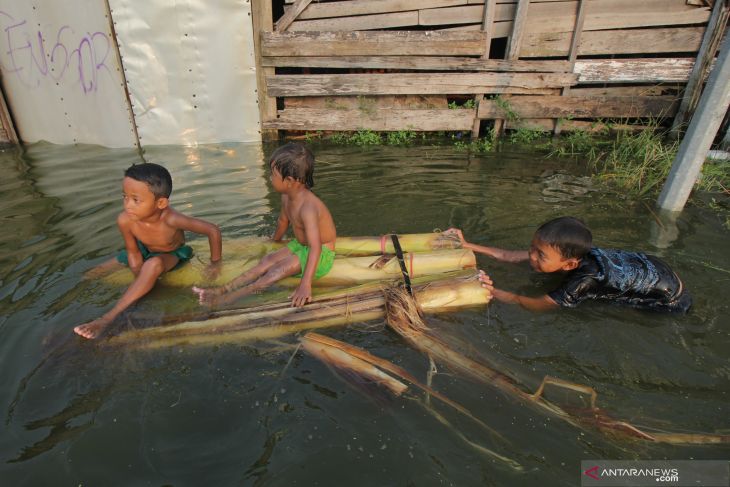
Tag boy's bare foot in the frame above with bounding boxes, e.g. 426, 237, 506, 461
192, 286, 225, 306
74, 316, 113, 339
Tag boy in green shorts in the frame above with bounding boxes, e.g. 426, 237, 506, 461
74, 163, 222, 339
193, 143, 336, 307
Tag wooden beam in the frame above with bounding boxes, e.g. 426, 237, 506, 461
262, 56, 571, 72
292, 0, 465, 19
574, 58, 697, 83
481, 0, 497, 58
671, 0, 729, 132
275, 0, 313, 32
477, 95, 679, 119
506, 0, 529, 60
0, 84, 18, 144
263, 108, 476, 131
521, 26, 705, 57
555, 0, 586, 135
262, 31, 487, 57
266, 73, 578, 97
251, 0, 278, 140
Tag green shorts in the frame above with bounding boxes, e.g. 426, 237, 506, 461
287, 240, 335, 279
117, 240, 193, 271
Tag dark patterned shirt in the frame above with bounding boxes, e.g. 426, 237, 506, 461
548, 248, 691, 313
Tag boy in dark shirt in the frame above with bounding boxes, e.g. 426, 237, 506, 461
447, 216, 691, 313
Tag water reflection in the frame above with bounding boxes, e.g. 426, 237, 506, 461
0, 142, 728, 485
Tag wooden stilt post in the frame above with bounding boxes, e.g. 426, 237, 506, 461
472, 0, 496, 139
494, 0, 530, 139
252, 0, 279, 141
554, 0, 586, 136
671, 0, 729, 134
657, 33, 730, 212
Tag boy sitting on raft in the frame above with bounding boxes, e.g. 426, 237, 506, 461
193, 143, 336, 308
447, 216, 691, 313
74, 163, 222, 339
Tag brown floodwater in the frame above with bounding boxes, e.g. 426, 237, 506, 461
0, 140, 728, 486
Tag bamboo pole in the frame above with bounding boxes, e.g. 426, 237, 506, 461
671, 0, 729, 134
107, 274, 491, 349
251, 0, 279, 141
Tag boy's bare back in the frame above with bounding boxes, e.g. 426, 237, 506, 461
282, 191, 336, 247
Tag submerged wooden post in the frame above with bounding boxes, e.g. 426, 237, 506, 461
671, 0, 729, 133
251, 0, 279, 141
657, 33, 730, 212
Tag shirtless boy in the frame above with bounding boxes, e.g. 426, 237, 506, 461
193, 143, 336, 307
448, 216, 691, 313
74, 163, 222, 339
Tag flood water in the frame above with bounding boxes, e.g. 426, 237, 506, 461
1, 141, 728, 486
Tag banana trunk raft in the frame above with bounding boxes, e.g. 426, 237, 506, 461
107, 273, 490, 349
100, 233, 469, 288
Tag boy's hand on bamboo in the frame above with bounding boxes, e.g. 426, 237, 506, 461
444, 228, 467, 245
202, 259, 222, 281
289, 282, 312, 307
477, 270, 494, 292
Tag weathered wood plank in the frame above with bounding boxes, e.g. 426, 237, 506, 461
263, 108, 476, 131
567, 86, 682, 97
262, 56, 571, 72
418, 0, 709, 32
672, 0, 729, 131
267, 73, 578, 97
289, 11, 418, 30
262, 31, 487, 57
276, 0, 313, 32
477, 95, 679, 119
293, 0, 465, 19
575, 58, 696, 83
251, 0, 278, 140
506, 0, 529, 59
521, 26, 705, 57
284, 95, 449, 109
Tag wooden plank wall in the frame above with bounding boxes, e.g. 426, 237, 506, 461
255, 0, 718, 137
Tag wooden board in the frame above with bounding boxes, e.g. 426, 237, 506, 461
297, 0, 710, 32
266, 73, 578, 97
574, 58, 696, 83
477, 95, 679, 119
520, 26, 706, 57
262, 56, 571, 73
263, 108, 476, 131
262, 31, 487, 57
284, 95, 449, 109
291, 0, 466, 19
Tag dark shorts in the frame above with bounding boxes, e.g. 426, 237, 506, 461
116, 240, 193, 271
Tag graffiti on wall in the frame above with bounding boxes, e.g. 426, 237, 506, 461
0, 10, 113, 94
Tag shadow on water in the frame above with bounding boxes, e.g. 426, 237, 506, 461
0, 141, 728, 486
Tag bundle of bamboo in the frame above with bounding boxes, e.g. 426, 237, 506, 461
101, 233, 470, 288
107, 272, 491, 349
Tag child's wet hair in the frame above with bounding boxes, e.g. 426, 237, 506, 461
124, 163, 173, 198
534, 216, 592, 259
269, 143, 315, 189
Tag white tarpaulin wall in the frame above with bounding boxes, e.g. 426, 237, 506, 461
0, 1, 137, 148
0, 0, 261, 147
108, 0, 260, 146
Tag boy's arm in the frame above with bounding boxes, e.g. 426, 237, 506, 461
272, 212, 289, 242
118, 213, 143, 274
168, 212, 222, 262
478, 270, 558, 312
446, 228, 528, 263
289, 205, 320, 307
